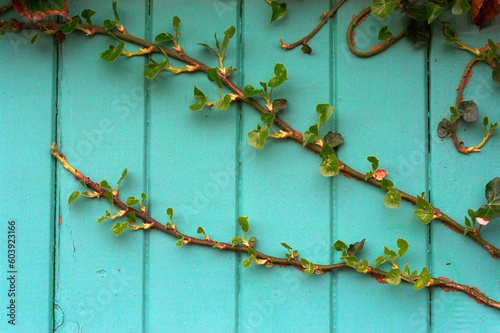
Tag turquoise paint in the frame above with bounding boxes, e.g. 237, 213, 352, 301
0, 1, 499, 332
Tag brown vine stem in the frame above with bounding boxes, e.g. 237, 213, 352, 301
4, 19, 500, 258
451, 58, 478, 154
347, 7, 406, 58
279, 0, 348, 51
451, 57, 497, 154
50, 143, 500, 310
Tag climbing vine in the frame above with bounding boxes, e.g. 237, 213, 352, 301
2, 0, 500, 312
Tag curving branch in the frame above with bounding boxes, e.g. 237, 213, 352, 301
3, 18, 500, 259
347, 7, 406, 58
279, 0, 348, 51
50, 143, 500, 311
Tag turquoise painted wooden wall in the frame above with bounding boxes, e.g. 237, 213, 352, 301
1, 0, 500, 331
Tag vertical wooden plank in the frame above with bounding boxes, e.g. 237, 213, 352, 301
429, 15, 500, 330
147, 1, 239, 331
54, 2, 147, 331
0, 14, 55, 332
239, 2, 333, 331
335, 1, 429, 331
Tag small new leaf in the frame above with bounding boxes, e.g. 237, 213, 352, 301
189, 86, 208, 112
397, 239, 409, 257
242, 85, 263, 99
378, 26, 393, 40
268, 64, 288, 88
111, 221, 129, 236
126, 197, 140, 207
333, 240, 348, 251
207, 68, 223, 88
414, 267, 431, 290
237, 216, 249, 233
68, 191, 80, 204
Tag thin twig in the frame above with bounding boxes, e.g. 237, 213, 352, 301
50, 143, 500, 310
3, 19, 499, 258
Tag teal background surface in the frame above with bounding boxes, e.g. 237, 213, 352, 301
1, 0, 500, 331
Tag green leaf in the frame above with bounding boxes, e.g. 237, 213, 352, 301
272, 99, 288, 113
112, 1, 120, 21
323, 132, 344, 148
60, 15, 81, 34
372, 0, 396, 20
156, 33, 173, 43
97, 216, 106, 223
248, 125, 269, 149
281, 242, 293, 250
100, 180, 112, 191
304, 262, 315, 274
221, 26, 235, 55
303, 124, 319, 147
316, 104, 335, 127
103, 19, 116, 31
261, 113, 275, 128
384, 188, 402, 209
381, 179, 393, 191
101, 41, 125, 62
384, 268, 402, 286
268, 63, 288, 88
242, 255, 254, 268
207, 68, 223, 89
237, 216, 249, 233
141, 193, 147, 206
167, 208, 174, 223
449, 106, 460, 123
172, 16, 181, 31
111, 221, 129, 236
356, 259, 369, 272
414, 267, 431, 290
105, 191, 113, 203
451, 0, 470, 15
176, 234, 184, 247
197, 226, 206, 235
189, 86, 208, 112
475, 177, 500, 222
378, 26, 393, 40
333, 240, 348, 251
397, 239, 409, 257
300, 258, 309, 267
344, 256, 358, 267
319, 143, 335, 160
437, 118, 453, 138
242, 85, 263, 99
374, 255, 387, 267
116, 168, 128, 190
248, 248, 257, 258
232, 236, 243, 246
126, 211, 136, 223
415, 209, 434, 224
126, 197, 140, 207
457, 100, 478, 123
493, 66, 500, 85
347, 239, 365, 256
319, 153, 340, 177
68, 191, 80, 204
403, 263, 411, 277
248, 236, 256, 247
259, 82, 268, 94
367, 156, 379, 171
270, 1, 288, 23
214, 94, 232, 111
426, 2, 445, 24
384, 247, 398, 261
144, 59, 169, 79
81, 9, 96, 24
